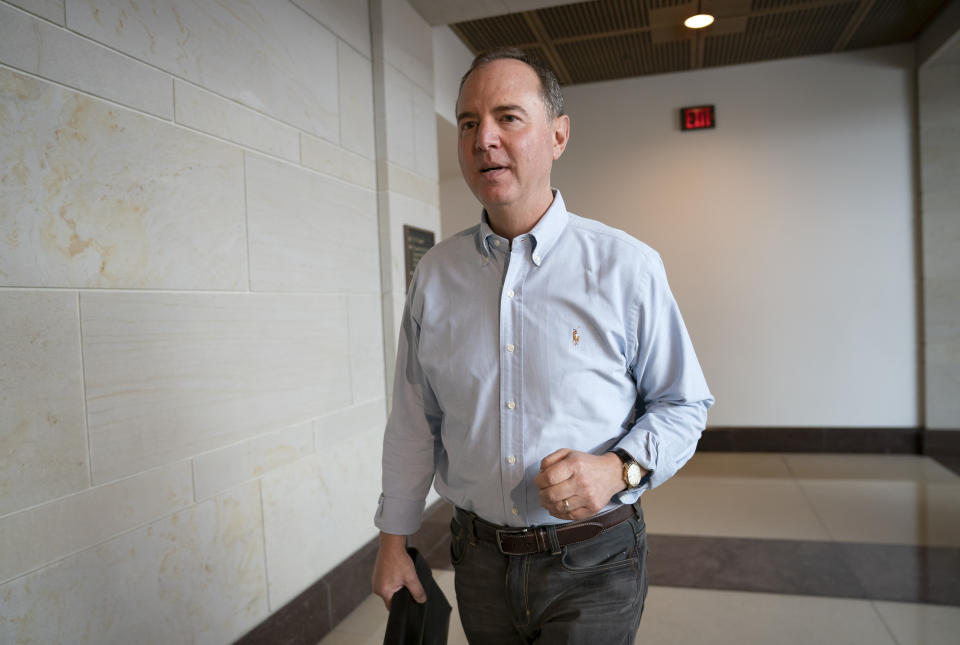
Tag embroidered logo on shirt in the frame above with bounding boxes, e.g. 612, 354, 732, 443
572, 329, 581, 346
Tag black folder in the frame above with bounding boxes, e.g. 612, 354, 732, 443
383, 547, 452, 645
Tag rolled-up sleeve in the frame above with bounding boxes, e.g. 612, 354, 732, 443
374, 282, 443, 535
615, 254, 714, 497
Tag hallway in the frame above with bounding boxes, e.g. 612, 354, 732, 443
321, 452, 960, 644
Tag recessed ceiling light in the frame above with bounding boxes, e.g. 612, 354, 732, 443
684, 14, 715, 29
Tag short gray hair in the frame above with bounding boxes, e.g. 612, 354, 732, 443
458, 48, 565, 121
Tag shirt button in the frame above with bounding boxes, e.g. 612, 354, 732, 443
506, 400, 516, 409
512, 507, 519, 516
507, 289, 515, 298
507, 455, 516, 464
533, 255, 542, 263
493, 239, 501, 246
506, 344, 515, 352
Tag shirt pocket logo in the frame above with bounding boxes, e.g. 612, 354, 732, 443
572, 328, 581, 346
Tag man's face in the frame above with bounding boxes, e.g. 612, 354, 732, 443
455, 59, 569, 214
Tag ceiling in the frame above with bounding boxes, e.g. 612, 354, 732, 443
422, 0, 951, 85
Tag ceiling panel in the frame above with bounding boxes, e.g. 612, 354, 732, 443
448, 0, 951, 85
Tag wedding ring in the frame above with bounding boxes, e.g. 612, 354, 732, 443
563, 498, 571, 513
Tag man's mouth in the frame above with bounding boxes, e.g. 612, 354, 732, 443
481, 165, 506, 174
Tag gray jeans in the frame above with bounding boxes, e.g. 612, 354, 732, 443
450, 507, 648, 644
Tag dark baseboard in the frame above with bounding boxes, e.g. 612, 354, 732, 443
234, 501, 453, 645
698, 426, 960, 458
923, 429, 960, 458
699, 426, 921, 454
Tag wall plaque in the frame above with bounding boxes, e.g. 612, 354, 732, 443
403, 225, 435, 291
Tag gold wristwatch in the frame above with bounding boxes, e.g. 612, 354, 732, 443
612, 448, 646, 489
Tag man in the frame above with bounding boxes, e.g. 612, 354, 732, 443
373, 48, 713, 644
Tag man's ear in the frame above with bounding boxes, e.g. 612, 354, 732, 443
552, 114, 570, 160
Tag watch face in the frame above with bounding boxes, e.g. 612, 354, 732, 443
627, 463, 643, 487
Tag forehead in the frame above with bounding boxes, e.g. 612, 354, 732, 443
457, 59, 544, 111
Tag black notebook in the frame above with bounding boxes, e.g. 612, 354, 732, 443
383, 547, 452, 645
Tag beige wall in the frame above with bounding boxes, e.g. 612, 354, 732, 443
553, 44, 920, 428
0, 0, 434, 642
919, 34, 960, 429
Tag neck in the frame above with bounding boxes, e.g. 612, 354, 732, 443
485, 188, 555, 240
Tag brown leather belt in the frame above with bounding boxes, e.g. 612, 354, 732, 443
456, 504, 639, 556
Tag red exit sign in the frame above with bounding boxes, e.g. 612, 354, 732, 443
680, 105, 715, 131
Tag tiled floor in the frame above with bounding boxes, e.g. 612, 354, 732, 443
319, 453, 960, 644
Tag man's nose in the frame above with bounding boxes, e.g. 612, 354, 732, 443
474, 120, 499, 151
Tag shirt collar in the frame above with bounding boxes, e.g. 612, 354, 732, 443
477, 190, 569, 267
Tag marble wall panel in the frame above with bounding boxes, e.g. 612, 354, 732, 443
383, 63, 416, 172
301, 133, 377, 190
193, 421, 315, 501
291, 0, 371, 58
0, 290, 87, 516
380, 160, 441, 206
64, 0, 339, 141
4, 0, 64, 25
0, 67, 246, 290
338, 39, 377, 159
919, 57, 960, 282
379, 0, 434, 94
313, 399, 387, 446
174, 80, 299, 162
0, 460, 192, 584
0, 481, 268, 644
81, 291, 352, 484
926, 276, 960, 429
260, 428, 383, 609
923, 201, 960, 280
348, 295, 387, 404
0, 2, 171, 118
246, 154, 380, 294
920, 41, 960, 430
926, 361, 960, 429
413, 84, 439, 180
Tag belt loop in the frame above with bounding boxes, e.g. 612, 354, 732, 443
632, 501, 641, 517
546, 524, 562, 555
461, 508, 478, 546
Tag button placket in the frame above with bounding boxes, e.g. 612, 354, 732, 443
499, 240, 529, 523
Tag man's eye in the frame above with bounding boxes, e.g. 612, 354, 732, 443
502, 115, 519, 122
459, 122, 476, 132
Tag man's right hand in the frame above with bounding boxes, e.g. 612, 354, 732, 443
371, 532, 428, 610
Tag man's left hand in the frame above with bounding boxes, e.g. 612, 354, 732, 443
534, 449, 627, 520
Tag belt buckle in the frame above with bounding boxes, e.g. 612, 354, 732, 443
494, 527, 528, 555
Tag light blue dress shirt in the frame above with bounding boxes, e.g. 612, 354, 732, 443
375, 191, 714, 533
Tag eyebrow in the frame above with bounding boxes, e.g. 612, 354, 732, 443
456, 104, 530, 122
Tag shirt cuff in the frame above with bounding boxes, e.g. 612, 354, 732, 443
614, 432, 677, 491
374, 493, 426, 536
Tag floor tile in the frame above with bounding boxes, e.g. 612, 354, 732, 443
317, 631, 379, 645
329, 594, 386, 640
873, 601, 960, 645
636, 586, 897, 645
933, 457, 960, 478
677, 452, 792, 479
799, 480, 960, 546
785, 454, 960, 483
841, 543, 960, 606
642, 477, 831, 540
